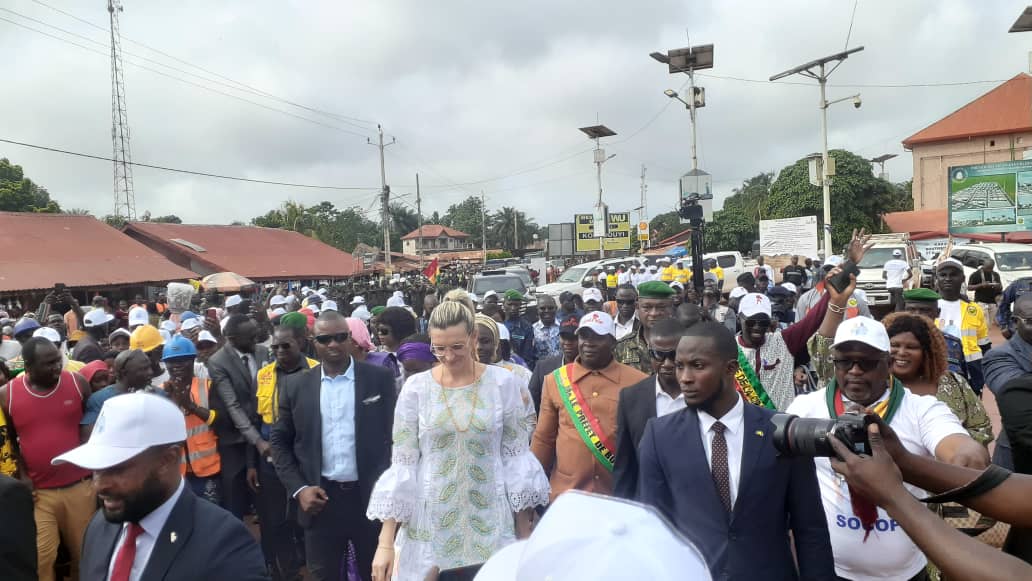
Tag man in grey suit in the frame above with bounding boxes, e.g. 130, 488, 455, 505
271, 310, 397, 581
207, 314, 271, 518
55, 392, 266, 581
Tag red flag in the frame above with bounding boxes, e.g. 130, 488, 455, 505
422, 258, 440, 284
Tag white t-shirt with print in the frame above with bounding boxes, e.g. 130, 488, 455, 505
882, 259, 909, 289
785, 387, 967, 581
937, 299, 962, 339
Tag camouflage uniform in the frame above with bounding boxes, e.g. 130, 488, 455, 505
614, 320, 652, 375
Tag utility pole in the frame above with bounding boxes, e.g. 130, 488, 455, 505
480, 190, 487, 265
578, 125, 617, 260
513, 211, 519, 251
770, 47, 863, 256
368, 125, 396, 270
415, 173, 422, 269
639, 164, 648, 250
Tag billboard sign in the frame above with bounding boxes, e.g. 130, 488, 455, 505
575, 212, 631, 252
759, 215, 819, 258
948, 160, 1032, 234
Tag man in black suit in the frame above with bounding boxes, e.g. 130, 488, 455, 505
0, 474, 36, 581
207, 314, 271, 518
999, 375, 1032, 563
527, 314, 580, 413
271, 310, 397, 581
53, 392, 266, 581
613, 318, 687, 499
638, 322, 835, 581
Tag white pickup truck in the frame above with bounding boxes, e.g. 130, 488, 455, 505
854, 233, 922, 307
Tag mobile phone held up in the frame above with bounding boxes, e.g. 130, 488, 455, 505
827, 260, 860, 295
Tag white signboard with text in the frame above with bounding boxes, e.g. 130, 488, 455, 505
913, 237, 969, 260
759, 215, 819, 257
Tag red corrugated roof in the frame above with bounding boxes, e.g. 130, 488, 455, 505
0, 212, 198, 292
401, 225, 470, 240
123, 222, 363, 280
902, 73, 1032, 148
882, 209, 1032, 242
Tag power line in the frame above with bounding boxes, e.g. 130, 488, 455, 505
0, 137, 382, 191
26, 0, 377, 128
0, 14, 373, 139
844, 0, 859, 51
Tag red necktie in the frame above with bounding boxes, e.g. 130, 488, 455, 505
111, 522, 144, 581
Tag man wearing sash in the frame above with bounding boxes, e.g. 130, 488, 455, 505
786, 317, 988, 581
638, 322, 836, 581
736, 266, 859, 413
532, 311, 648, 500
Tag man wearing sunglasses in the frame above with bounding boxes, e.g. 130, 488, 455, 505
271, 310, 397, 581
787, 316, 987, 581
613, 318, 687, 499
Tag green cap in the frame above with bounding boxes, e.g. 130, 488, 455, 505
504, 289, 525, 302
279, 311, 307, 329
371, 306, 386, 316
637, 281, 675, 299
903, 288, 941, 302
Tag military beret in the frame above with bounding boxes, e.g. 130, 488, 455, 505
279, 311, 308, 329
637, 281, 675, 299
902, 288, 941, 302
504, 289, 525, 302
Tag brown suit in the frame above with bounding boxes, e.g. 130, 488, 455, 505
531, 358, 648, 500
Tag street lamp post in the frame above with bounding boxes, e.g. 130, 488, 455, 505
652, 43, 713, 173
579, 124, 617, 260
770, 47, 864, 256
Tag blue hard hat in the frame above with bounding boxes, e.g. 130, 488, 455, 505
161, 335, 197, 361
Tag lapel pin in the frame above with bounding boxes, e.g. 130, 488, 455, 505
170, 532, 178, 544
755, 430, 765, 437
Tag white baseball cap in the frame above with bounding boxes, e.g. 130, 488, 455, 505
270, 295, 287, 306
159, 320, 177, 333
475, 491, 711, 581
224, 295, 243, 308
670, 281, 684, 290
832, 316, 890, 352
84, 308, 115, 328
649, 265, 658, 272
52, 392, 187, 470
109, 328, 131, 341
892, 249, 903, 257
322, 300, 338, 312
780, 282, 797, 295
197, 330, 218, 345
180, 317, 202, 331
308, 303, 321, 314
739, 293, 772, 318
483, 290, 498, 300
728, 287, 748, 300
128, 306, 149, 327
32, 326, 61, 343
350, 296, 366, 305
582, 287, 604, 303
577, 310, 616, 338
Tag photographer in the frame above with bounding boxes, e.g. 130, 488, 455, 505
828, 423, 1031, 580
784, 317, 988, 581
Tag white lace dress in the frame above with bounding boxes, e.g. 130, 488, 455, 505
367, 365, 550, 580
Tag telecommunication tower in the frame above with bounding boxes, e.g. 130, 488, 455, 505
109, 0, 136, 220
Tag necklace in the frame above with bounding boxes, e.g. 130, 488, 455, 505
440, 366, 484, 433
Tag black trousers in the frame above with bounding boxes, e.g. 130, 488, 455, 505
889, 287, 904, 312
256, 458, 303, 580
304, 479, 380, 581
219, 442, 252, 519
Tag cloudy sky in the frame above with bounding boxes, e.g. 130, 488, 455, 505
2, 0, 1031, 229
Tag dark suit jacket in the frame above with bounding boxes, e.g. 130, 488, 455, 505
613, 376, 658, 500
0, 475, 35, 581
999, 375, 1032, 563
528, 354, 563, 414
207, 344, 270, 447
79, 485, 267, 581
270, 361, 396, 528
638, 402, 835, 581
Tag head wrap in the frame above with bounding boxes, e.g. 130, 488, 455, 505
475, 314, 500, 362
903, 288, 941, 302
346, 317, 374, 351
397, 341, 435, 363
638, 281, 675, 299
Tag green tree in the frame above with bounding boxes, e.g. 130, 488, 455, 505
763, 149, 903, 250
388, 203, 421, 252
703, 172, 773, 253
102, 215, 127, 228
0, 158, 61, 213
649, 211, 683, 243
151, 214, 183, 224
442, 197, 485, 245
490, 207, 540, 252
250, 200, 380, 253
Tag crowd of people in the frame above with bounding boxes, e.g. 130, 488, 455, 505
2, 231, 1032, 580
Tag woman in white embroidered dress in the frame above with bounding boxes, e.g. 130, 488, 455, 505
367, 301, 549, 580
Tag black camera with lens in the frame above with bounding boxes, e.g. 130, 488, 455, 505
770, 412, 872, 457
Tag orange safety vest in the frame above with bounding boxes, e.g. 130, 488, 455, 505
181, 377, 220, 478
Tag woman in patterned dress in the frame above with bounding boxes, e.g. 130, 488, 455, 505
474, 314, 532, 390
367, 301, 549, 580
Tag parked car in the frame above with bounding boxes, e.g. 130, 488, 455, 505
854, 233, 922, 307
535, 256, 647, 299
949, 243, 1032, 289
468, 270, 538, 319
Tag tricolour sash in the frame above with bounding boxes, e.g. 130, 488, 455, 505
552, 364, 616, 471
734, 348, 775, 410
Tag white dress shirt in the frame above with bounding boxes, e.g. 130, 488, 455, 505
231, 346, 258, 378
320, 361, 359, 482
654, 378, 685, 417
614, 314, 636, 340
696, 395, 745, 508
107, 478, 185, 581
